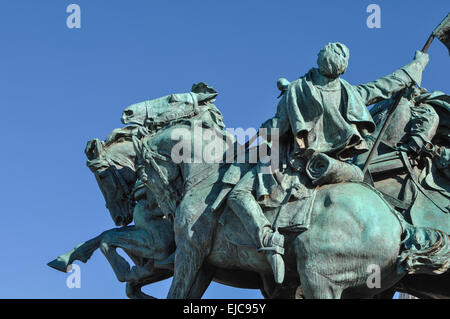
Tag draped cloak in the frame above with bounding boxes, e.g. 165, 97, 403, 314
224, 59, 427, 201
266, 60, 426, 161
278, 69, 375, 160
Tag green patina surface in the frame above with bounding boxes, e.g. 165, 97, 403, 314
48, 39, 450, 299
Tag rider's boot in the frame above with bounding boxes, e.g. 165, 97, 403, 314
259, 228, 285, 284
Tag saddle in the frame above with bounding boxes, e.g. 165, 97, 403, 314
363, 149, 413, 210
365, 148, 450, 233
218, 151, 364, 248
218, 189, 317, 248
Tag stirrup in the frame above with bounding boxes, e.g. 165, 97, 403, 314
259, 229, 285, 255
258, 246, 285, 255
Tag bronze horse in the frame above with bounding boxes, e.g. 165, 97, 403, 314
49, 89, 450, 298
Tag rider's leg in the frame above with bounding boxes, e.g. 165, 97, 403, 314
227, 168, 285, 283
167, 192, 216, 299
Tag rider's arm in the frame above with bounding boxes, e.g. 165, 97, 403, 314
406, 104, 440, 154
355, 51, 429, 106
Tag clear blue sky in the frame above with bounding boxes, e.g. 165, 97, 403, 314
0, 1, 448, 299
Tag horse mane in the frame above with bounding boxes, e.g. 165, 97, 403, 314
104, 125, 148, 147
86, 125, 148, 171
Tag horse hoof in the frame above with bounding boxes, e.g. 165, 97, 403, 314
47, 256, 71, 273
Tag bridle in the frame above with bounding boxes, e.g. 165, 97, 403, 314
143, 93, 201, 130
88, 149, 134, 210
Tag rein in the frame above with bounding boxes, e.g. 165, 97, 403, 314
400, 151, 449, 214
87, 148, 133, 205
105, 157, 133, 199
133, 134, 179, 217
143, 93, 201, 129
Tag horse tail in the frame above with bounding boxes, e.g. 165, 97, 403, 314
398, 224, 450, 276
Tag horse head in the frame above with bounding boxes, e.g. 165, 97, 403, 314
85, 126, 143, 226
121, 82, 219, 131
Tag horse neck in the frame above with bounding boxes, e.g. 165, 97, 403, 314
104, 140, 139, 190
149, 123, 225, 185
107, 140, 137, 169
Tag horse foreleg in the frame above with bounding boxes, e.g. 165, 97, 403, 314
167, 197, 216, 299
48, 236, 103, 272
187, 263, 217, 299
167, 240, 208, 298
100, 227, 156, 283
127, 259, 156, 283
47, 226, 135, 272
259, 274, 277, 299
100, 242, 132, 282
126, 269, 173, 299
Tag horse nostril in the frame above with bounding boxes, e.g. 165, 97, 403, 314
124, 110, 133, 116
115, 216, 123, 226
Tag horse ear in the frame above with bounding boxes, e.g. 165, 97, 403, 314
85, 138, 103, 160
191, 82, 218, 103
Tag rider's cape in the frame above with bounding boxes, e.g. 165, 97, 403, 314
265, 60, 425, 162
224, 61, 425, 207
276, 68, 376, 161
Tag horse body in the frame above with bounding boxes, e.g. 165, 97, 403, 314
131, 117, 407, 298
295, 182, 404, 298
117, 181, 407, 299
354, 93, 450, 298
103, 182, 406, 299
202, 182, 404, 298
132, 113, 450, 298
49, 86, 450, 298
54, 125, 407, 299
357, 94, 450, 232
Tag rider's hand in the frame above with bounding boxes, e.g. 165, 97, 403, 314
396, 136, 431, 156
396, 140, 420, 155
414, 50, 429, 69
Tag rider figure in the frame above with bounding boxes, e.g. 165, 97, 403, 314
227, 42, 429, 284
